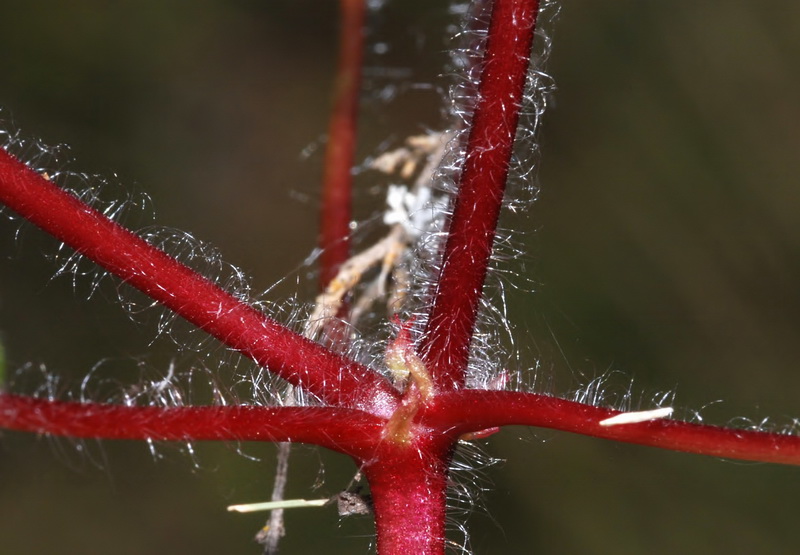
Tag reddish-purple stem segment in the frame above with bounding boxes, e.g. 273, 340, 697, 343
0, 149, 399, 413
421, 0, 540, 391
364, 438, 454, 555
427, 391, 800, 466
319, 0, 365, 287
0, 394, 382, 458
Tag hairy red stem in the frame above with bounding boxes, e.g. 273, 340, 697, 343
0, 393, 382, 458
319, 0, 365, 287
0, 149, 399, 413
422, 0, 540, 391
363, 439, 454, 555
427, 391, 800, 466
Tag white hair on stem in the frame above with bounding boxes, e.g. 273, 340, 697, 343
599, 407, 674, 427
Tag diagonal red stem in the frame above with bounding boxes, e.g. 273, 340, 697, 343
421, 0, 540, 391
427, 391, 800, 466
319, 0, 365, 287
0, 149, 400, 413
0, 393, 382, 458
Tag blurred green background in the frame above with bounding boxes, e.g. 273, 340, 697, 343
2, 1, 800, 553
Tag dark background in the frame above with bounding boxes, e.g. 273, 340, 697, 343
1, 1, 800, 553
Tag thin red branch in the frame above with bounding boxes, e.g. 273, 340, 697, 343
319, 0, 365, 287
0, 149, 399, 413
427, 391, 800, 466
421, 0, 540, 391
0, 393, 382, 458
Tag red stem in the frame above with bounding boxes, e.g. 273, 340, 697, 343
0, 393, 382, 458
427, 391, 800, 466
319, 0, 365, 287
421, 0, 540, 391
0, 149, 399, 413
364, 438, 454, 555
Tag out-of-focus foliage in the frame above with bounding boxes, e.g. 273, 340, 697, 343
0, 338, 5, 386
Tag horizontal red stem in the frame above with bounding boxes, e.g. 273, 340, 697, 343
0, 149, 399, 412
0, 393, 382, 458
427, 391, 800, 466
422, 0, 540, 391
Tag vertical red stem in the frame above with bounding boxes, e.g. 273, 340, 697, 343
319, 0, 366, 287
365, 439, 455, 555
422, 0, 540, 391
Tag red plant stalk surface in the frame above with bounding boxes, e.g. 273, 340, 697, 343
2, 0, 800, 553
319, 0, 365, 288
